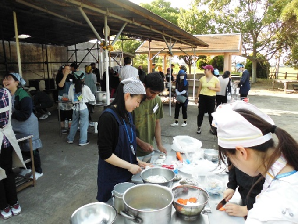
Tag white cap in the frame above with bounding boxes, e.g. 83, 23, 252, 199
121, 77, 145, 94
212, 101, 274, 148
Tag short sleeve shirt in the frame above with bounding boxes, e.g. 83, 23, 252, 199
120, 65, 139, 80
199, 76, 219, 96
132, 96, 163, 156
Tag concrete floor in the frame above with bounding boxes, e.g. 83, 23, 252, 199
5, 89, 298, 224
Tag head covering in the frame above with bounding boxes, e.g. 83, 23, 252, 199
214, 69, 219, 76
9, 73, 26, 86
85, 65, 92, 74
212, 101, 274, 148
202, 65, 214, 71
236, 63, 244, 71
157, 66, 163, 72
73, 71, 85, 80
121, 77, 145, 94
113, 65, 120, 73
178, 69, 188, 86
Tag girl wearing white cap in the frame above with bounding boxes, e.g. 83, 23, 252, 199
96, 77, 151, 202
212, 101, 298, 223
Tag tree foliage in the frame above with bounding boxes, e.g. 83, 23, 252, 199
246, 54, 270, 79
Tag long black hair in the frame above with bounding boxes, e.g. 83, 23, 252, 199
73, 71, 85, 94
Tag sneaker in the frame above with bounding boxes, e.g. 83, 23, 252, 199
39, 114, 48, 120
47, 111, 51, 116
0, 207, 12, 219
61, 129, 68, 134
210, 126, 217, 135
89, 122, 95, 127
79, 141, 89, 146
181, 123, 187, 127
19, 169, 32, 178
32, 172, 43, 180
67, 140, 73, 144
171, 122, 179, 127
10, 203, 21, 216
197, 127, 201, 134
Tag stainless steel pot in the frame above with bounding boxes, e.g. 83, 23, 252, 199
96, 91, 106, 102
141, 167, 175, 187
112, 182, 135, 214
120, 184, 173, 224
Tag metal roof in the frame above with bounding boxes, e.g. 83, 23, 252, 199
0, 0, 208, 47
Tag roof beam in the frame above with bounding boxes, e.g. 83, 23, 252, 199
78, 7, 102, 41
64, 0, 196, 47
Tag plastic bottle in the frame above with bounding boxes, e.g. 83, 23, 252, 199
64, 120, 69, 129
69, 119, 72, 129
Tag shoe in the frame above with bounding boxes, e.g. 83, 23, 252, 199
89, 122, 95, 127
39, 114, 48, 120
0, 207, 12, 219
197, 127, 201, 134
10, 203, 21, 216
67, 140, 73, 144
19, 169, 32, 178
171, 122, 179, 127
32, 172, 43, 180
79, 141, 89, 146
210, 126, 217, 135
181, 123, 187, 127
47, 111, 51, 116
61, 129, 68, 134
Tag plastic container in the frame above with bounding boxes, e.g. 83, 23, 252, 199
64, 120, 69, 129
69, 119, 72, 129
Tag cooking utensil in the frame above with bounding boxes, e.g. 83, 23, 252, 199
216, 198, 227, 210
121, 184, 173, 224
141, 167, 175, 187
70, 202, 117, 224
112, 182, 135, 213
204, 149, 219, 162
172, 185, 209, 217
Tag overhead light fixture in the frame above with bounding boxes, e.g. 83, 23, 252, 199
16, 34, 31, 39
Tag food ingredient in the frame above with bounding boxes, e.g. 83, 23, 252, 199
177, 197, 197, 205
146, 175, 167, 183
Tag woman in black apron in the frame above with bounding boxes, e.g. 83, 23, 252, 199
97, 77, 151, 202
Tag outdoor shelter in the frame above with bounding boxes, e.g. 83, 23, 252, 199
0, 0, 208, 103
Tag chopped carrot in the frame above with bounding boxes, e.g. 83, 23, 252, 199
176, 152, 183, 162
177, 198, 188, 205
188, 198, 197, 203
219, 207, 226, 211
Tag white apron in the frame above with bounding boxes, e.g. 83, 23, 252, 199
0, 89, 26, 180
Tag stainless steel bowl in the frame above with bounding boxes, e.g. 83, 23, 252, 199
70, 202, 117, 224
172, 185, 209, 216
204, 149, 219, 162
141, 167, 175, 187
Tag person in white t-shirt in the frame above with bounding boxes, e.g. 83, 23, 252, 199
120, 57, 138, 81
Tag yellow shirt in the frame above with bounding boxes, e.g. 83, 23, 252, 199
199, 76, 219, 96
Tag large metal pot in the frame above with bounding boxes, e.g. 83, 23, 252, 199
70, 202, 117, 224
96, 91, 106, 102
112, 182, 135, 214
141, 167, 175, 187
120, 184, 173, 224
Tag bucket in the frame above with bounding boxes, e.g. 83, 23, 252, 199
112, 182, 135, 213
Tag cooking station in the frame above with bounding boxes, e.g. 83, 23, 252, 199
108, 145, 245, 224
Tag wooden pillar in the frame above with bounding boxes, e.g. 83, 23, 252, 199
163, 54, 167, 74
223, 53, 230, 72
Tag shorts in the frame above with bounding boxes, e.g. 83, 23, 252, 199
59, 109, 73, 122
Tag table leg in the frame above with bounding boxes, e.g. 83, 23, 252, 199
58, 103, 62, 136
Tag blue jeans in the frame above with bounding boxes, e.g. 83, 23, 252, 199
67, 108, 89, 144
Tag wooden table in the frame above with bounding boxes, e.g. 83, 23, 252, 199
273, 79, 298, 93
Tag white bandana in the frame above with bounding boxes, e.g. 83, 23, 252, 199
121, 77, 145, 94
212, 101, 274, 148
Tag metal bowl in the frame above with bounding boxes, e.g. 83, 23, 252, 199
172, 185, 209, 216
70, 202, 117, 224
141, 167, 175, 187
204, 149, 219, 162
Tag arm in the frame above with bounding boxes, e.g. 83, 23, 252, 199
240, 71, 249, 84
11, 96, 32, 121
224, 162, 238, 201
105, 154, 142, 174
155, 119, 167, 154
208, 81, 220, 92
58, 70, 69, 88
136, 137, 154, 153
194, 81, 202, 104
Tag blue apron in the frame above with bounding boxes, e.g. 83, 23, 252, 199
58, 81, 72, 96
97, 108, 138, 202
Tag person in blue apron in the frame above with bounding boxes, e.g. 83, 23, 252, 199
56, 65, 73, 134
213, 101, 298, 223
0, 88, 26, 220
97, 77, 151, 202
3, 73, 43, 179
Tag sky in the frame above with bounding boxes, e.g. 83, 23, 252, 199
129, 0, 193, 9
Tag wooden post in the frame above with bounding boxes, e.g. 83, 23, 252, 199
284, 72, 287, 79
296, 73, 298, 80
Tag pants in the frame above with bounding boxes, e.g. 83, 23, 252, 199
197, 94, 216, 127
240, 94, 248, 98
22, 149, 42, 173
0, 145, 18, 210
67, 108, 89, 144
174, 101, 187, 120
216, 95, 227, 107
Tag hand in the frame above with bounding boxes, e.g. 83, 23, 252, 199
128, 164, 142, 174
207, 87, 213, 90
225, 203, 248, 217
140, 142, 154, 153
138, 160, 153, 168
158, 145, 167, 155
195, 98, 198, 104
223, 188, 235, 201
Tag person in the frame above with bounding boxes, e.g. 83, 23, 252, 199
138, 65, 146, 83
212, 101, 298, 223
0, 88, 25, 220
132, 73, 167, 162
66, 71, 95, 146
157, 66, 165, 80
194, 65, 220, 135
216, 71, 231, 106
236, 63, 250, 98
97, 77, 151, 202
166, 67, 174, 83
110, 66, 121, 98
152, 63, 156, 72
3, 73, 43, 177
29, 88, 53, 120
223, 159, 264, 217
171, 69, 188, 127
119, 57, 138, 81
56, 64, 73, 134
84, 65, 97, 125
213, 68, 220, 77
91, 62, 100, 84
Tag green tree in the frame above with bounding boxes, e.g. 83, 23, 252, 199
246, 54, 270, 79
209, 55, 224, 71
112, 37, 142, 54
140, 0, 180, 25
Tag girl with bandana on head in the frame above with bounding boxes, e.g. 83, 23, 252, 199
3, 73, 43, 179
66, 71, 95, 146
213, 101, 298, 223
96, 77, 152, 202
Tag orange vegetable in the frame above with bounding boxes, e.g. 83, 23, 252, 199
188, 198, 197, 203
219, 207, 226, 211
177, 198, 188, 205
176, 152, 183, 162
